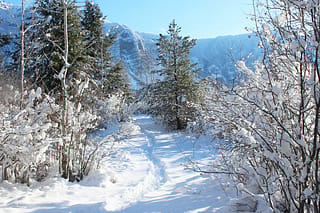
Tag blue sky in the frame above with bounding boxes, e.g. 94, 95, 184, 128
7, 0, 254, 39
93, 0, 254, 38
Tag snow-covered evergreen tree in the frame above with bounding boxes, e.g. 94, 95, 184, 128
27, 0, 85, 94
150, 20, 201, 130
104, 62, 130, 96
81, 0, 115, 87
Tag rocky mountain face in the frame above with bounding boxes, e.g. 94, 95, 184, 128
191, 34, 261, 84
0, 6, 261, 89
104, 22, 261, 89
104, 23, 159, 89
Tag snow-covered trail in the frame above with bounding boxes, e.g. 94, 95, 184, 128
0, 115, 236, 213
120, 115, 235, 213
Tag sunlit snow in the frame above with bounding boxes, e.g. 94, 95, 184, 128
0, 115, 237, 212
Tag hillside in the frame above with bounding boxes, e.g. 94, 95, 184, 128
104, 22, 261, 88
0, 6, 261, 88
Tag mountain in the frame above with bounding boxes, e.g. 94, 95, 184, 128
0, 4, 20, 35
104, 23, 159, 89
104, 22, 261, 89
191, 34, 261, 83
0, 6, 262, 89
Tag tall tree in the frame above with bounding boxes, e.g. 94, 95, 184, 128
150, 20, 201, 130
104, 62, 130, 95
28, 0, 84, 95
28, 0, 97, 181
19, 0, 26, 108
81, 0, 115, 86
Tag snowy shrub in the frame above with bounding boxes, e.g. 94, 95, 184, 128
58, 98, 99, 181
0, 73, 110, 184
186, 79, 220, 135
199, 1, 320, 212
98, 91, 132, 123
57, 71, 126, 182
0, 84, 60, 184
56, 72, 102, 181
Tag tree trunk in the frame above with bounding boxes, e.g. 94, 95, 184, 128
20, 0, 25, 109
60, 0, 69, 180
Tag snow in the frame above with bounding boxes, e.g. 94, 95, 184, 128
0, 115, 238, 212
103, 22, 261, 89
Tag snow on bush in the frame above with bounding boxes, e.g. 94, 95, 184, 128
186, 79, 222, 135
57, 72, 110, 182
0, 74, 118, 184
196, 1, 320, 212
58, 98, 100, 181
0, 84, 59, 184
97, 91, 133, 123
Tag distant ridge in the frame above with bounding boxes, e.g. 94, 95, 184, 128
0, 6, 261, 89
104, 22, 261, 88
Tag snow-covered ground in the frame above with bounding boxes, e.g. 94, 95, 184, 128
0, 115, 238, 213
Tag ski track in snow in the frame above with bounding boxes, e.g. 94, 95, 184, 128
0, 115, 236, 213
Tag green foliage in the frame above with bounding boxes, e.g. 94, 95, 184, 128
27, 0, 85, 94
150, 20, 201, 130
0, 34, 10, 64
0, 34, 10, 47
81, 0, 116, 85
104, 61, 133, 101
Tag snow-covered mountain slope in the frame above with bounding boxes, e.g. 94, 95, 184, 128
0, 6, 262, 88
105, 22, 261, 88
191, 34, 261, 84
0, 5, 20, 35
0, 6, 27, 64
104, 23, 159, 89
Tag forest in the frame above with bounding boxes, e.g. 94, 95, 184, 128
0, 0, 320, 212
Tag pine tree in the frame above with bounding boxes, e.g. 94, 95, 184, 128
81, 0, 115, 86
104, 62, 128, 93
150, 20, 201, 130
82, 0, 103, 40
28, 0, 85, 95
